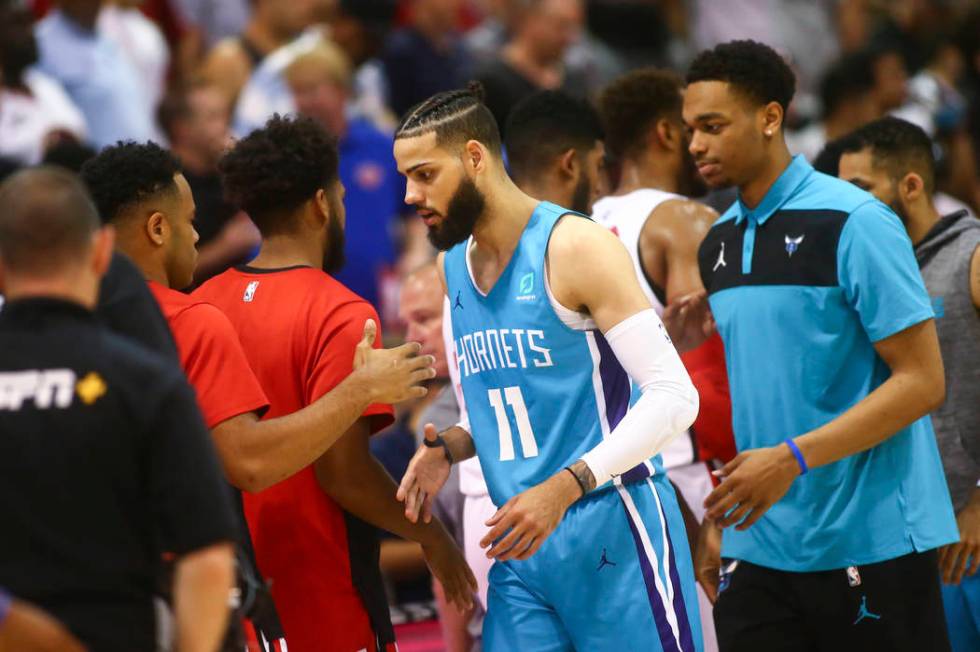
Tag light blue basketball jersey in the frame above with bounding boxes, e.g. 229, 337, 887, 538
444, 202, 658, 506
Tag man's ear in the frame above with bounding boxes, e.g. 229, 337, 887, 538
145, 212, 167, 246
900, 171, 926, 203
761, 100, 784, 137
655, 118, 679, 152
314, 188, 331, 224
558, 148, 578, 181
464, 139, 489, 174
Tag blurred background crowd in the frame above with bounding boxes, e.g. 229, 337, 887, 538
4, 0, 980, 647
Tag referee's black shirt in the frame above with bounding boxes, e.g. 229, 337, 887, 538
0, 297, 236, 652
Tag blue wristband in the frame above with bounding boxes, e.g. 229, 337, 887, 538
784, 438, 808, 475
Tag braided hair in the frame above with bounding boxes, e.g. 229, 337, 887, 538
395, 82, 502, 154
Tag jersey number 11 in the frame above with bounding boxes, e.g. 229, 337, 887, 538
488, 387, 539, 461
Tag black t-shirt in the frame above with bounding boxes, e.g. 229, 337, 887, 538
97, 252, 178, 360
475, 58, 589, 137
182, 170, 237, 247
0, 298, 236, 652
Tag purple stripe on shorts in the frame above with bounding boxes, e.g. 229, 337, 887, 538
619, 493, 681, 652
594, 331, 630, 430
621, 463, 652, 485
659, 485, 697, 652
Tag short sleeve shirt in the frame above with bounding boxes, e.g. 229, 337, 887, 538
698, 155, 958, 572
193, 265, 394, 651
148, 281, 267, 428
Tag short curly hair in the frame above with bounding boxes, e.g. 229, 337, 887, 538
686, 40, 796, 112
219, 114, 339, 235
80, 141, 180, 224
598, 68, 683, 162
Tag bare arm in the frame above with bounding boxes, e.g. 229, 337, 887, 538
172, 542, 235, 652
212, 322, 434, 492
315, 419, 477, 608
639, 199, 715, 303
706, 319, 945, 526
971, 245, 980, 309
0, 598, 86, 652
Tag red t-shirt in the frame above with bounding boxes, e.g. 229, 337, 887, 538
147, 281, 268, 428
194, 266, 395, 652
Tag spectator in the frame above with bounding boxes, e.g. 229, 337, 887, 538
159, 79, 260, 283
0, 0, 86, 165
34, 0, 156, 149
475, 0, 588, 134
787, 52, 879, 162
836, 116, 980, 652
97, 0, 170, 143
381, 0, 471, 118
200, 0, 316, 105
464, 0, 516, 68
286, 44, 408, 310
0, 166, 236, 652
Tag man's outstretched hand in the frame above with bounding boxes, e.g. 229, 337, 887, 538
353, 319, 436, 404
662, 291, 715, 353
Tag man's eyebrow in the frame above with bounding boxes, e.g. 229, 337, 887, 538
406, 162, 432, 175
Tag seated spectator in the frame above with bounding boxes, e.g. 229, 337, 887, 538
475, 0, 588, 135
200, 0, 315, 105
286, 43, 408, 310
380, 0, 471, 118
0, 0, 86, 165
159, 79, 260, 283
35, 0, 156, 149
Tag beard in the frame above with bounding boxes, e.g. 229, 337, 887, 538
425, 176, 485, 251
680, 146, 709, 197
569, 172, 593, 215
322, 209, 346, 275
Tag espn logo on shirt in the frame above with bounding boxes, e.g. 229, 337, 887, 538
243, 281, 260, 303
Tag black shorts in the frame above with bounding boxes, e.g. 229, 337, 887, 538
713, 550, 950, 652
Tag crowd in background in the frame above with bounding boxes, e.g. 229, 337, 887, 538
4, 0, 980, 643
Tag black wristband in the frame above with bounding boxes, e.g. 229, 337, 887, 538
564, 466, 588, 498
423, 435, 455, 465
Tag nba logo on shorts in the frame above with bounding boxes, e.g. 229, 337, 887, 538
846, 565, 862, 587
243, 281, 260, 303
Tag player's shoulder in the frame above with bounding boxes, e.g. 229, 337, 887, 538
549, 211, 623, 261
648, 197, 718, 233
791, 169, 881, 215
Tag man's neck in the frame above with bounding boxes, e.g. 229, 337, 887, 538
907, 202, 942, 246
616, 156, 679, 196
249, 231, 324, 270
3, 277, 97, 310
470, 177, 540, 263
117, 243, 170, 288
739, 142, 794, 209
170, 144, 214, 177
516, 175, 569, 210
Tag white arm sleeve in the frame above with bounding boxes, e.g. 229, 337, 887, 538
580, 309, 700, 488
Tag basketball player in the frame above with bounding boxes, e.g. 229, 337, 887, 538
81, 140, 438, 650
594, 67, 741, 652
684, 41, 956, 651
195, 115, 476, 652
394, 84, 703, 651
835, 117, 980, 652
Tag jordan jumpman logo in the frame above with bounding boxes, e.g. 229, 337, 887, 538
596, 548, 617, 571
853, 595, 881, 624
713, 241, 727, 271
454, 291, 464, 311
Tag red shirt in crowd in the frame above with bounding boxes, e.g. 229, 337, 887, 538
194, 266, 395, 652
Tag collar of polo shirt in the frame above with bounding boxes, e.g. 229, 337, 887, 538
735, 155, 814, 226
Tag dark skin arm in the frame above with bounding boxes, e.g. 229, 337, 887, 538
644, 200, 717, 352
314, 419, 477, 609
